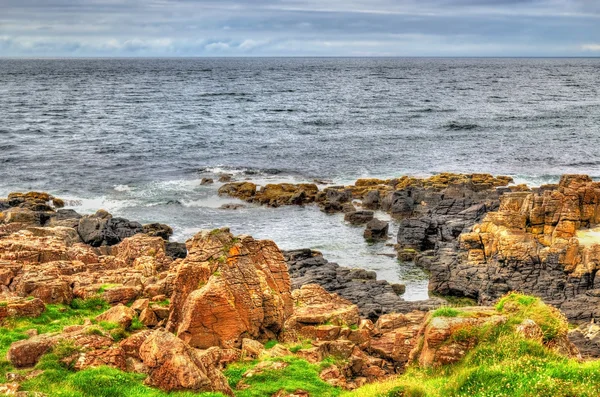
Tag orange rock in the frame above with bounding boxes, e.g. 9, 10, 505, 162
138, 329, 233, 395
170, 229, 292, 349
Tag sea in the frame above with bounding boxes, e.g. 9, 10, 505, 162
1, 57, 600, 300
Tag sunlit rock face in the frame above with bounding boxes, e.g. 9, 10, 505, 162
426, 175, 600, 322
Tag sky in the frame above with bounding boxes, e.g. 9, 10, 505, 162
1, 0, 600, 57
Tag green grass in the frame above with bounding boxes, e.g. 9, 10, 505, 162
223, 356, 341, 397
342, 292, 600, 397
21, 354, 225, 397
431, 307, 460, 318
264, 340, 278, 349
97, 284, 120, 294
0, 298, 109, 381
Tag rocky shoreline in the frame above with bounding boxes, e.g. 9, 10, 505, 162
2, 174, 600, 395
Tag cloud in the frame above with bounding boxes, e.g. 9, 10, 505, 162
1, 0, 600, 56
581, 43, 600, 51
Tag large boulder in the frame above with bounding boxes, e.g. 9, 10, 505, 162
138, 329, 233, 395
168, 229, 293, 349
363, 219, 389, 241
77, 210, 143, 247
426, 175, 600, 322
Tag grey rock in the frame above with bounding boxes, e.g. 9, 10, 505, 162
284, 249, 444, 320
344, 210, 374, 225
364, 219, 389, 241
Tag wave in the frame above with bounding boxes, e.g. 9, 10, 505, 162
443, 121, 480, 131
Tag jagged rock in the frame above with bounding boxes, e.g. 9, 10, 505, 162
217, 182, 257, 201
362, 190, 381, 210
143, 223, 173, 240
424, 175, 600, 322
409, 307, 506, 367
344, 211, 374, 225
364, 219, 389, 241
139, 308, 158, 327
138, 329, 233, 395
241, 338, 265, 359
0, 296, 45, 321
95, 304, 136, 328
168, 229, 293, 349
166, 242, 187, 259
200, 178, 214, 185
283, 284, 360, 341
77, 211, 143, 247
284, 249, 444, 320
369, 311, 426, 365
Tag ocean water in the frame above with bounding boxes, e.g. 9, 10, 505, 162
2, 57, 600, 300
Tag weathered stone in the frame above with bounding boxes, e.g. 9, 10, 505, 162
95, 304, 136, 328
364, 219, 389, 241
138, 329, 233, 395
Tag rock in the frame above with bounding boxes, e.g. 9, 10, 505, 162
200, 178, 214, 185
362, 190, 381, 210
516, 319, 544, 342
219, 203, 246, 210
284, 249, 444, 320
217, 182, 257, 201
369, 311, 426, 364
8, 335, 55, 368
138, 329, 233, 395
344, 211, 374, 225
364, 219, 389, 241
169, 229, 293, 349
95, 304, 136, 328
77, 211, 143, 247
568, 321, 600, 359
410, 307, 506, 367
0, 297, 45, 321
166, 242, 187, 259
283, 284, 360, 341
424, 175, 600, 322
143, 223, 173, 240
139, 308, 158, 327
241, 338, 265, 359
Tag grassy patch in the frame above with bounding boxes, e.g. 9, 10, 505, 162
264, 340, 278, 349
431, 307, 460, 318
224, 356, 341, 397
343, 293, 600, 397
22, 355, 225, 397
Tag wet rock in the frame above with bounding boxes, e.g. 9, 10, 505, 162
218, 174, 233, 183
425, 175, 600, 322
143, 223, 173, 240
77, 211, 143, 247
362, 190, 381, 210
217, 182, 257, 201
344, 211, 374, 225
200, 178, 214, 185
219, 203, 246, 210
284, 249, 444, 320
364, 219, 389, 241
166, 241, 187, 259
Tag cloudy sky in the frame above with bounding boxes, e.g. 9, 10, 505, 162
1, 0, 600, 56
